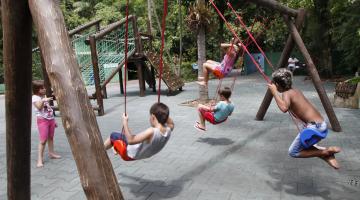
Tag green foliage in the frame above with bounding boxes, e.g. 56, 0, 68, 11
185, 0, 216, 32
180, 61, 197, 82
347, 76, 360, 84
1, 0, 360, 84
330, 0, 360, 74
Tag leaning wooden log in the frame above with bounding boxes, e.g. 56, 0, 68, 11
247, 0, 298, 17
2, 0, 32, 199
283, 14, 342, 132
28, 0, 124, 199
255, 9, 306, 120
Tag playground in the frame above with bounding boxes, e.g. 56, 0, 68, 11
2, 0, 360, 199
1, 74, 360, 199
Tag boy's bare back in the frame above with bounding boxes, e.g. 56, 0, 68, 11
284, 88, 323, 123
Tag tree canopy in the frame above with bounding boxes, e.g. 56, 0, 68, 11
0, 0, 359, 83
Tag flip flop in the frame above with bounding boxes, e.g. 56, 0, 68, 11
194, 123, 206, 132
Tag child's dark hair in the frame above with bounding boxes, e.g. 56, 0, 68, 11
218, 87, 232, 99
272, 68, 293, 91
150, 102, 169, 125
32, 80, 45, 94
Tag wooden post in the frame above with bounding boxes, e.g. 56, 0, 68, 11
256, 9, 306, 120
89, 36, 105, 116
151, 65, 156, 92
277, 9, 307, 69
28, 0, 124, 199
132, 16, 142, 55
248, 0, 298, 17
283, 15, 342, 132
119, 69, 124, 94
136, 62, 146, 96
3, 0, 32, 199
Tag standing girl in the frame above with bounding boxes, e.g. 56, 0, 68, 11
32, 80, 61, 167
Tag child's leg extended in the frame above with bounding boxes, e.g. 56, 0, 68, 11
288, 134, 341, 169
104, 137, 113, 150
198, 62, 218, 86
197, 106, 207, 129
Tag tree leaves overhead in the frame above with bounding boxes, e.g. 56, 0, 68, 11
185, 1, 215, 32
0, 0, 359, 84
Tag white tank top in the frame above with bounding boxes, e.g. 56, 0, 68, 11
127, 127, 172, 160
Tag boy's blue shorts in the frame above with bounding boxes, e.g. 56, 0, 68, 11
110, 132, 128, 145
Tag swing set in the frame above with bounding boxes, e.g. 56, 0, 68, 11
113, 0, 168, 161
209, 0, 338, 147
4, 0, 341, 199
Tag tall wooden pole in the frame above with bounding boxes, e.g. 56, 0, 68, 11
256, 9, 306, 120
89, 36, 105, 116
283, 14, 341, 132
28, 0, 124, 199
2, 0, 32, 199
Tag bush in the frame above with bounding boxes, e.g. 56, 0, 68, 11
180, 61, 197, 82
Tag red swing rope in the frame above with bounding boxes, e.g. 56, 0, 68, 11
215, 1, 302, 131
209, 0, 271, 84
157, 0, 168, 103
123, 0, 130, 114
227, 2, 275, 70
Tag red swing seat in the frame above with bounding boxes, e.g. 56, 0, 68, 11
113, 140, 134, 161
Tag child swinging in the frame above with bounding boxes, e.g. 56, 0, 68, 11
197, 38, 242, 87
194, 87, 235, 132
104, 103, 174, 161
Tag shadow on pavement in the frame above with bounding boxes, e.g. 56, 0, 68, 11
197, 137, 235, 146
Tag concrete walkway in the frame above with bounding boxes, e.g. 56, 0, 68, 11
1, 73, 360, 200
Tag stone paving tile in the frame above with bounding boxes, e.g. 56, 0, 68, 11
1, 74, 360, 199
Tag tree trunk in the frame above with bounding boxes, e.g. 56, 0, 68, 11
313, 0, 333, 77
197, 26, 208, 101
3, 0, 33, 199
28, 0, 124, 199
147, 0, 153, 33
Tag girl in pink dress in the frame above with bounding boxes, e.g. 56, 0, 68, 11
32, 80, 61, 167
197, 38, 242, 87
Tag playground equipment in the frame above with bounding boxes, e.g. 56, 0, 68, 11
33, 15, 184, 116
210, 0, 342, 132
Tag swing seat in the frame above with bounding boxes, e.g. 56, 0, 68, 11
300, 128, 328, 149
113, 140, 134, 161
211, 117, 228, 125
213, 69, 224, 79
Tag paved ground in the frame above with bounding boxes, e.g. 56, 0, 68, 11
1, 72, 360, 200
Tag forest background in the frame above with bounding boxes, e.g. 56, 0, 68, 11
0, 0, 359, 84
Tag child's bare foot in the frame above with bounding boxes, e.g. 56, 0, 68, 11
36, 161, 44, 168
321, 154, 340, 169
198, 77, 204, 81
196, 81, 207, 87
326, 146, 341, 155
49, 153, 61, 159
